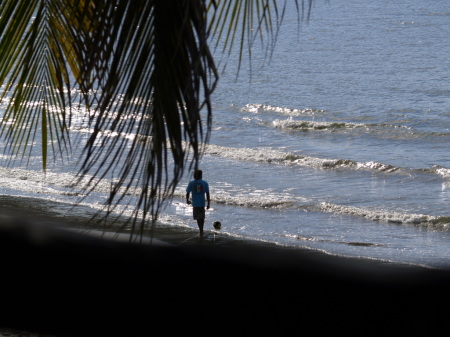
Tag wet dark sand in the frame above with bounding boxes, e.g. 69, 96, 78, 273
0, 202, 449, 337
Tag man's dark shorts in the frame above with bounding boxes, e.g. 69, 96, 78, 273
193, 207, 205, 220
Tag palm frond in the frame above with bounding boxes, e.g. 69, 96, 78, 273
71, 0, 218, 233
0, 0, 86, 169
0, 0, 309, 235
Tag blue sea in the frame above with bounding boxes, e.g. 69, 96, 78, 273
0, 0, 449, 269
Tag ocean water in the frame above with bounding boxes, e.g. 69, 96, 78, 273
1, 0, 449, 269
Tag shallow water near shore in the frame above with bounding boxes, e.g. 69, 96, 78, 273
1, 0, 450, 269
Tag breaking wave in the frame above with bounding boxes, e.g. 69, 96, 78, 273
426, 165, 450, 179
271, 118, 413, 136
273, 119, 367, 131
243, 104, 450, 142
174, 184, 302, 209
0, 166, 138, 200
316, 202, 450, 229
1, 162, 449, 232
205, 144, 409, 174
242, 103, 326, 116
175, 181, 450, 229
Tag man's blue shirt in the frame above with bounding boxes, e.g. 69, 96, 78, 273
186, 179, 209, 207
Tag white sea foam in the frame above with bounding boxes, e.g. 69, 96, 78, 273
0, 166, 132, 198
204, 144, 401, 173
176, 179, 450, 229
430, 165, 450, 179
317, 202, 450, 228
272, 119, 366, 131
174, 184, 302, 209
242, 103, 326, 116
205, 143, 450, 179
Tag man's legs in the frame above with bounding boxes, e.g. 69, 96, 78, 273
197, 218, 205, 237
193, 207, 206, 237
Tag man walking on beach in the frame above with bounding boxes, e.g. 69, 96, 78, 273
186, 170, 210, 237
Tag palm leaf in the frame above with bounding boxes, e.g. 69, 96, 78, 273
0, 0, 86, 169
64, 1, 218, 235
0, 0, 310, 235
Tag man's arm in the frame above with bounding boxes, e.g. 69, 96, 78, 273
186, 192, 191, 205
206, 192, 210, 209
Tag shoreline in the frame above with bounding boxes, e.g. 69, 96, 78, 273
74, 220, 442, 277
1, 193, 447, 273
94, 220, 450, 273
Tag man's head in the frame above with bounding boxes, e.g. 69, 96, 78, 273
194, 170, 203, 180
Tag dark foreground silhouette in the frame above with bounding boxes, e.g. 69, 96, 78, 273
0, 215, 449, 337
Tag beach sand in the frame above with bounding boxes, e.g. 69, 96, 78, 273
0, 206, 449, 337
